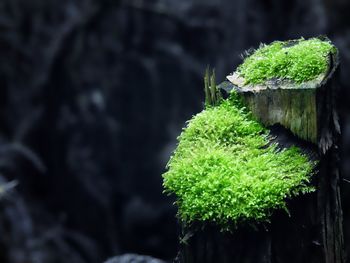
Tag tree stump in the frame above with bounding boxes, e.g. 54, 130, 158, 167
175, 49, 344, 263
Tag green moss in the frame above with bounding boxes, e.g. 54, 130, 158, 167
237, 38, 336, 84
162, 92, 315, 229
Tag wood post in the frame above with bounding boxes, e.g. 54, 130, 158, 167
175, 49, 345, 263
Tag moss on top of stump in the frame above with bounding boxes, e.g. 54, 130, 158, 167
237, 38, 336, 85
162, 91, 315, 229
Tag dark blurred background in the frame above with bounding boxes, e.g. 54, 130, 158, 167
0, 0, 350, 262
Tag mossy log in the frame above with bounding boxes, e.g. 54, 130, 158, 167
175, 52, 344, 262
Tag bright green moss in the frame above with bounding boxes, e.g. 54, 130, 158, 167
237, 38, 336, 84
163, 92, 315, 228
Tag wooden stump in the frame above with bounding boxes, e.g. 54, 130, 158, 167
175, 51, 344, 263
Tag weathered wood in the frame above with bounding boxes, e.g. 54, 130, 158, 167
175, 46, 344, 263
227, 73, 320, 143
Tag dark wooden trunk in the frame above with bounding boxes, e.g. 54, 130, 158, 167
175, 52, 345, 263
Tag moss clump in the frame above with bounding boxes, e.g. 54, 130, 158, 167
237, 38, 336, 84
162, 92, 315, 228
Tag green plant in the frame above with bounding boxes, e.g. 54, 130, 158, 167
237, 37, 336, 84
204, 67, 222, 107
162, 91, 315, 229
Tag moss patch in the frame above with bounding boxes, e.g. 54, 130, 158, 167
162, 92, 315, 228
237, 38, 336, 84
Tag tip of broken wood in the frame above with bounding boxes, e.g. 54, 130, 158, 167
226, 72, 326, 92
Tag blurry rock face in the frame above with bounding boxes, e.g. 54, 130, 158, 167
104, 254, 165, 263
0, 0, 349, 262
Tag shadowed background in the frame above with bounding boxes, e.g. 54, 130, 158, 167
0, 0, 350, 262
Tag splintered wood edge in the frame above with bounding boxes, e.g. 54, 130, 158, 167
226, 72, 326, 92
225, 72, 320, 144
